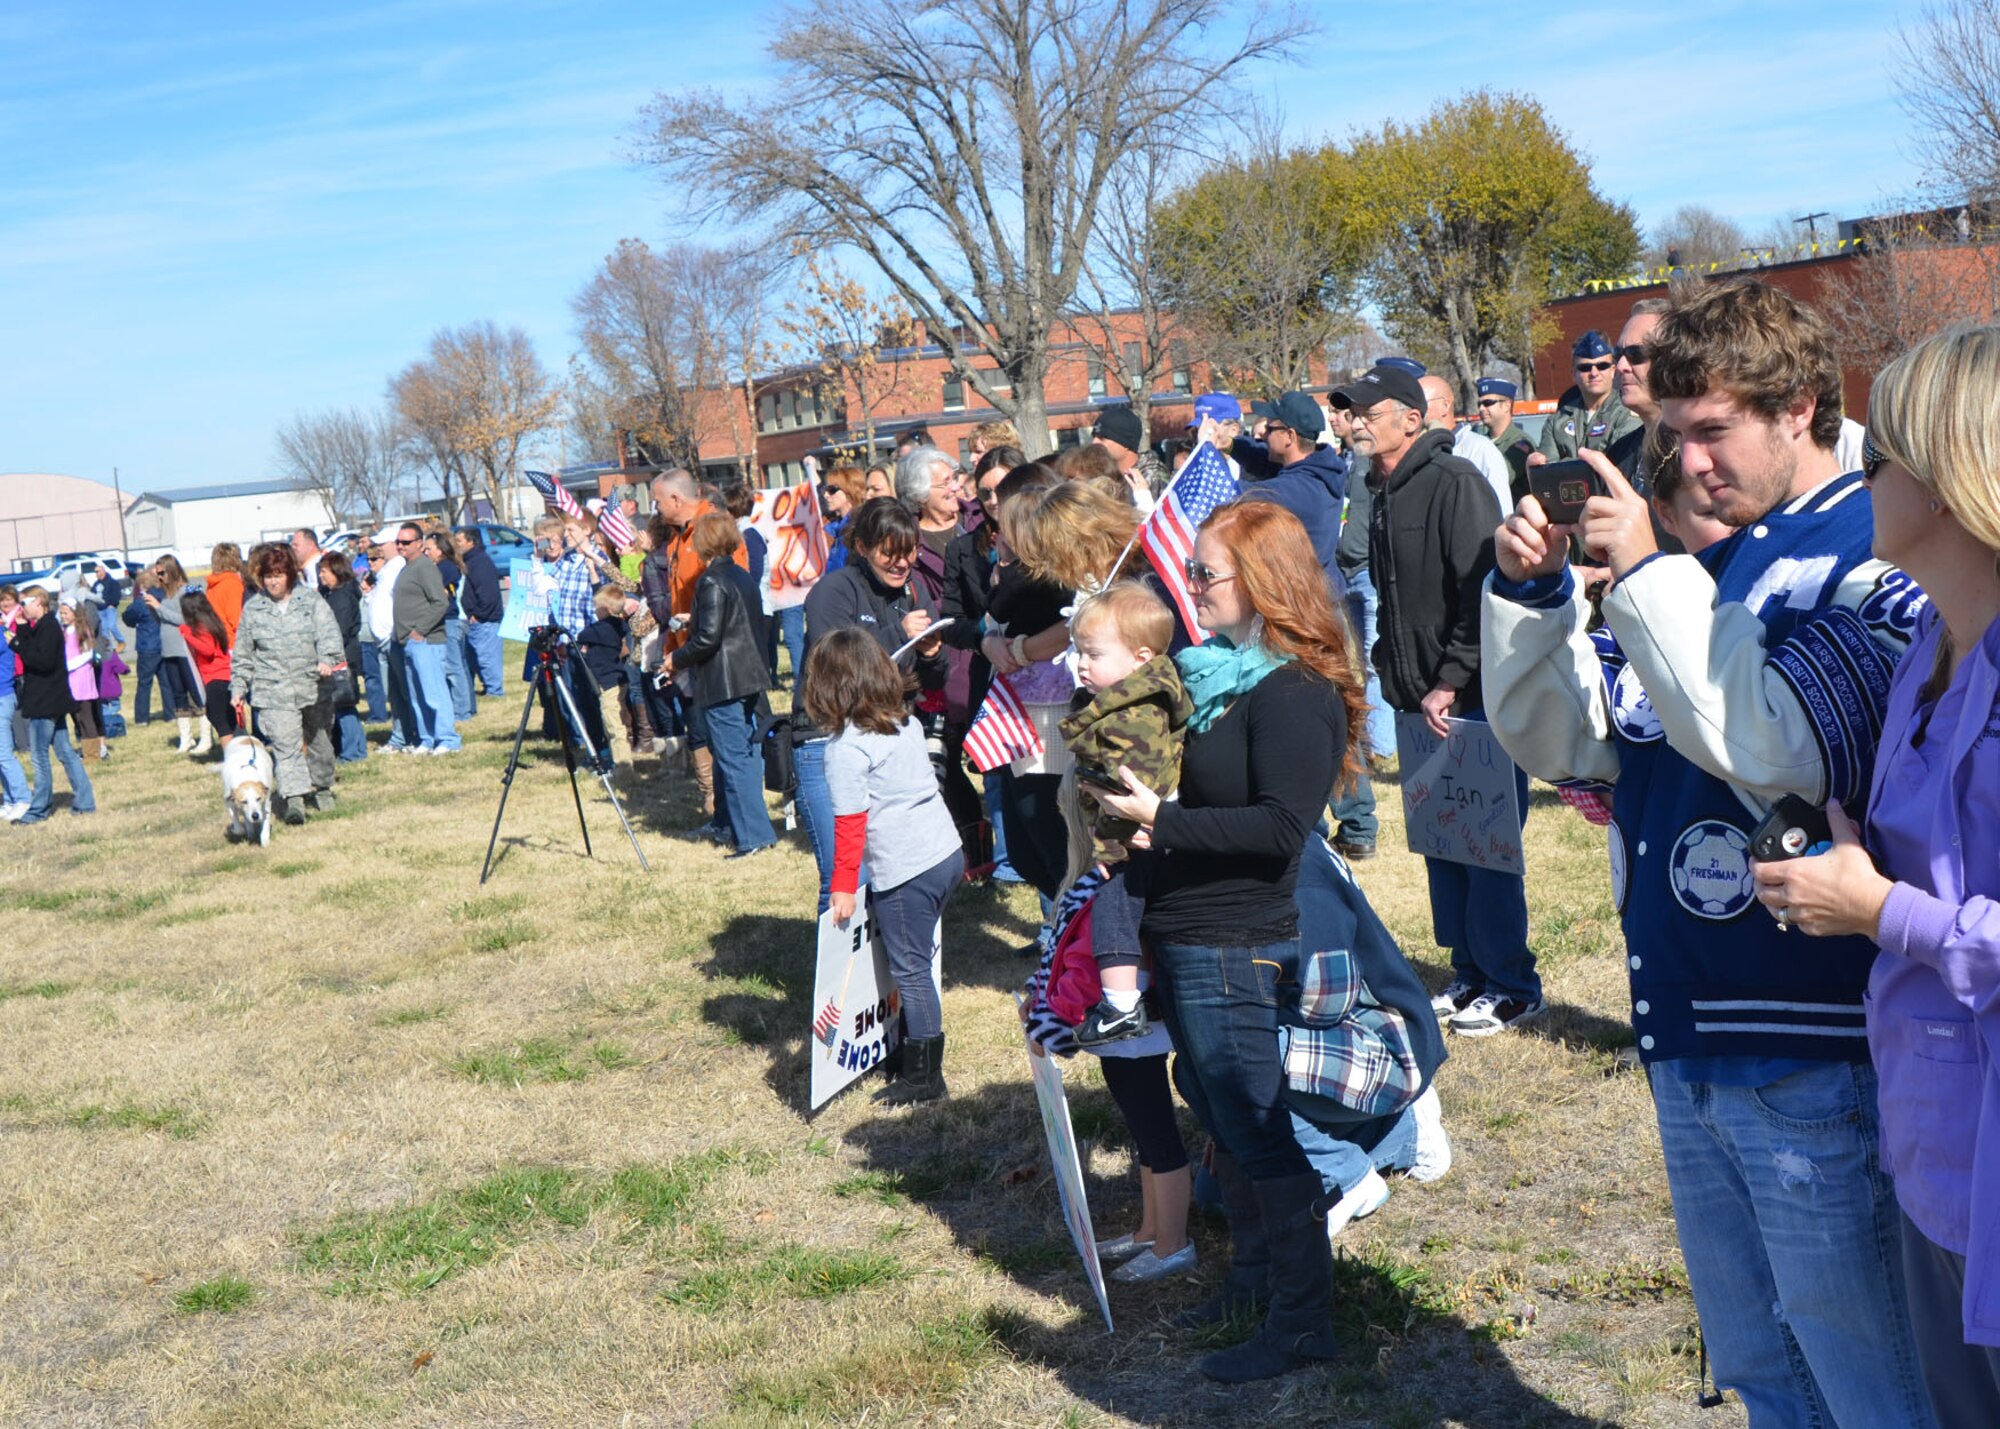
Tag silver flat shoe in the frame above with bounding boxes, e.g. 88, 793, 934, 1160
1093, 1232, 1153, 1263
1109, 1242, 1197, 1283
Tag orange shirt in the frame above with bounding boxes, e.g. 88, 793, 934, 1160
205, 570, 245, 642
661, 500, 750, 652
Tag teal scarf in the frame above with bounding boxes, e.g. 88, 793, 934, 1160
1175, 635, 1290, 734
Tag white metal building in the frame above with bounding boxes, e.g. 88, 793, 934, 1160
123, 480, 329, 557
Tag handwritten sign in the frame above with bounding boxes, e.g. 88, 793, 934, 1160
750, 481, 829, 610
807, 892, 941, 1112
1024, 1032, 1113, 1333
497, 558, 551, 643
1394, 713, 1525, 875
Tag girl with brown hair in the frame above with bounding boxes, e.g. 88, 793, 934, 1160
802, 628, 963, 1104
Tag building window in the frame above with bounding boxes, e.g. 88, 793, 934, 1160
758, 393, 776, 433
1123, 342, 1143, 392
958, 437, 972, 468
1056, 425, 1084, 450
1171, 339, 1191, 393
942, 372, 965, 411
1087, 354, 1106, 399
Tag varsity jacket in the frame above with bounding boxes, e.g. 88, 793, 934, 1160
1481, 471, 1927, 1063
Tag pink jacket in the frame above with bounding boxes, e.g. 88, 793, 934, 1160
64, 629, 97, 702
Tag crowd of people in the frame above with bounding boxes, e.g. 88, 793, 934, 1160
8, 272, 1998, 1416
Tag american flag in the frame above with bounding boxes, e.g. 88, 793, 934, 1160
962, 674, 1044, 773
589, 498, 637, 551
813, 998, 843, 1049
524, 469, 583, 521
1138, 440, 1240, 639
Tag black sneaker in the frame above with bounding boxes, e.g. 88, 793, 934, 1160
1448, 993, 1547, 1038
1076, 998, 1148, 1047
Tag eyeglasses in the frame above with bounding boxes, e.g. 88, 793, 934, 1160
1182, 557, 1236, 588
1353, 405, 1402, 427
1576, 359, 1614, 373
1861, 430, 1889, 482
1614, 344, 1650, 366
394, 537, 417, 547
1262, 421, 1291, 438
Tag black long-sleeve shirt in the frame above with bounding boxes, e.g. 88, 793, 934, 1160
1141, 664, 1345, 945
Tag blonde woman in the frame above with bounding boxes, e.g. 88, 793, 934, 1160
1752, 324, 2000, 1420
151, 556, 205, 751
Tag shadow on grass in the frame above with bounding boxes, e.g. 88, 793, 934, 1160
698, 912, 822, 1115
834, 1080, 1604, 1428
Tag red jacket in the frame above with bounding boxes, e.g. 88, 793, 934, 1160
182, 622, 232, 686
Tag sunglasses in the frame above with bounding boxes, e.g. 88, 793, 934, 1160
1576, 359, 1614, 373
1614, 345, 1650, 365
1182, 557, 1236, 588
394, 537, 417, 547
1476, 397, 1507, 408
1861, 430, 1888, 482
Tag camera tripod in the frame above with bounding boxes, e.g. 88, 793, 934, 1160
480, 630, 650, 884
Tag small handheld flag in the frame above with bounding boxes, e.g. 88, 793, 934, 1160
525, 469, 584, 521
963, 674, 1044, 773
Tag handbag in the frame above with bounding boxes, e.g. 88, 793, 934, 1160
320, 664, 358, 706
759, 712, 796, 795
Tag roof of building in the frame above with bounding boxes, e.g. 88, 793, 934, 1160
130, 479, 312, 505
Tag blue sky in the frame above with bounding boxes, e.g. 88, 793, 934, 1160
2, 1, 1918, 493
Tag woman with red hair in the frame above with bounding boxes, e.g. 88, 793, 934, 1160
1095, 499, 1367, 1385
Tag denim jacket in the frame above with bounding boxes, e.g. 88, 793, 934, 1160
1864, 609, 2000, 1346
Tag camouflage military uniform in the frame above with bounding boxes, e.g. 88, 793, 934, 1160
1477, 420, 1539, 508
1534, 385, 1641, 462
1057, 653, 1192, 867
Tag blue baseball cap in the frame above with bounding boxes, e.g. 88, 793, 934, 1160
1247, 391, 1327, 440
1374, 355, 1427, 378
1187, 392, 1242, 427
1476, 377, 1518, 400
1573, 330, 1614, 360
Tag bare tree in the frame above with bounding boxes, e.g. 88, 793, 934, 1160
638, 0, 1306, 457
274, 407, 408, 527
1900, 0, 2000, 202
572, 239, 763, 475
1154, 137, 1364, 396
1646, 204, 1748, 270
776, 248, 916, 461
390, 322, 559, 522
1822, 215, 2000, 377
1074, 142, 1183, 436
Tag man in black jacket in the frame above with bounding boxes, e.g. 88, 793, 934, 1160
452, 530, 505, 696
1333, 364, 1542, 1037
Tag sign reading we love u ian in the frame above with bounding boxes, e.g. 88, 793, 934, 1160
1395, 713, 1526, 876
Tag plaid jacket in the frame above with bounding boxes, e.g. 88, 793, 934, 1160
1281, 946, 1424, 1118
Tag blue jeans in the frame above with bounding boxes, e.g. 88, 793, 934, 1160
0, 693, 30, 806
1155, 938, 1315, 1182
134, 648, 161, 723
705, 695, 775, 853
443, 617, 475, 719
383, 640, 419, 749
773, 604, 807, 687
404, 641, 461, 751
1279, 1025, 1420, 1192
464, 620, 504, 695
1648, 1060, 1936, 1429
335, 704, 368, 761
360, 639, 388, 721
1344, 568, 1396, 760
22, 717, 94, 821
1424, 711, 1538, 1001
1330, 766, 1377, 847
984, 775, 1022, 882
794, 736, 836, 915
872, 849, 963, 1040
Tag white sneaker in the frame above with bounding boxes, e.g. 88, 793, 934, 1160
1448, 993, 1547, 1038
1406, 1085, 1452, 1183
0, 802, 27, 823
1325, 1167, 1390, 1241
1430, 979, 1480, 1016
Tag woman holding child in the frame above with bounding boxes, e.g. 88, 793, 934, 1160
1095, 500, 1369, 1384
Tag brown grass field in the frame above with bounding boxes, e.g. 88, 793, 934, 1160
0, 663, 1746, 1427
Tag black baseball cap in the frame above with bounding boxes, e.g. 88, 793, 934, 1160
1329, 365, 1427, 414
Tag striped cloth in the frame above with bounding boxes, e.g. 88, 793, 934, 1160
1137, 439, 1240, 639
525, 469, 583, 520
962, 674, 1043, 773
588, 498, 637, 552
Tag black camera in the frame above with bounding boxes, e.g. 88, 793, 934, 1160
1528, 459, 1607, 526
525, 624, 569, 659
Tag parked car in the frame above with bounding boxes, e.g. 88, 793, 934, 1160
19, 556, 137, 595
455, 523, 534, 570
